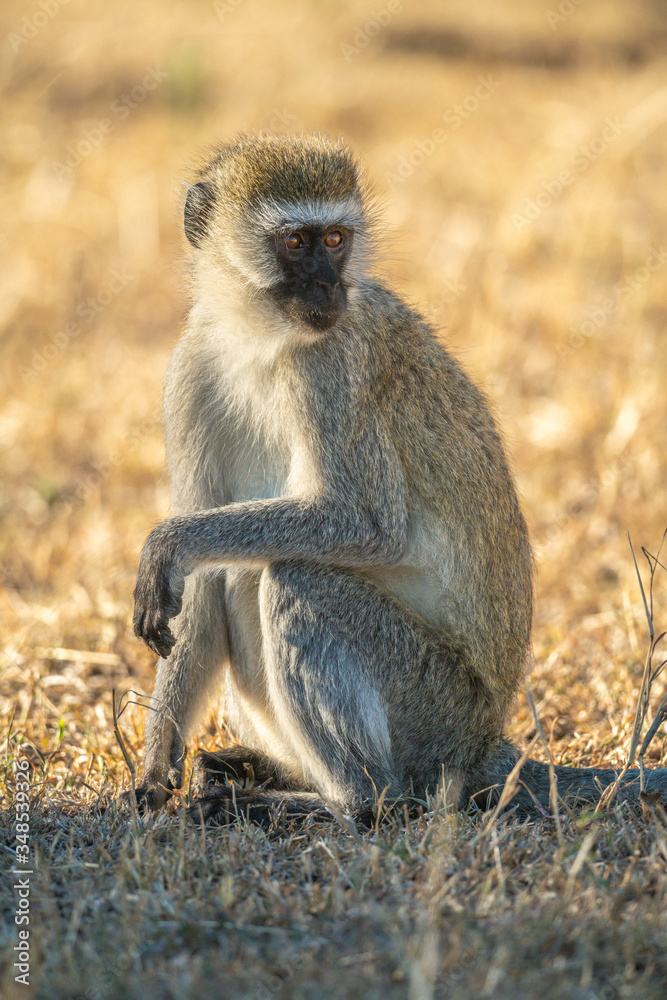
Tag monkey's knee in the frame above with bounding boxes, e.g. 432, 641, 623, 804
258, 560, 307, 619
259, 560, 348, 609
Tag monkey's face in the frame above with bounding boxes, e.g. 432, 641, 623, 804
268, 224, 351, 332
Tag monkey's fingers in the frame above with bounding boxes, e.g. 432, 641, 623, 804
134, 616, 176, 657
133, 566, 183, 657
133, 595, 177, 658
146, 626, 176, 659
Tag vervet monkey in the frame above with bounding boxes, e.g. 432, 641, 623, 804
132, 133, 667, 823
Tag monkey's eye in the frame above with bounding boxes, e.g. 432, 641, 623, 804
324, 231, 343, 249
284, 233, 304, 250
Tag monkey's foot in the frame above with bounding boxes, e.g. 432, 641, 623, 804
192, 746, 296, 792
116, 788, 150, 817
116, 779, 174, 817
186, 786, 330, 828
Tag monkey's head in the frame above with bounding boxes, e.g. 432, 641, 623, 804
184, 133, 375, 333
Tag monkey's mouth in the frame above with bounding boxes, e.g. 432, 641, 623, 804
280, 286, 347, 332
298, 305, 344, 331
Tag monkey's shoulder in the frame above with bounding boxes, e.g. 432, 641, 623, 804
354, 280, 431, 341
354, 281, 491, 415
351, 283, 517, 518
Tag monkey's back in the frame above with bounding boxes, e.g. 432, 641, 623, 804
353, 282, 533, 703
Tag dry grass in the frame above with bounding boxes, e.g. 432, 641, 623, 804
2, 0, 667, 996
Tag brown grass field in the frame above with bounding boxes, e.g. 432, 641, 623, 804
2, 0, 667, 996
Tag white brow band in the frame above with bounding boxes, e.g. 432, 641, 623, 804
255, 198, 365, 231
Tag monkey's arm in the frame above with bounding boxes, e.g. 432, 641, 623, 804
134, 432, 408, 657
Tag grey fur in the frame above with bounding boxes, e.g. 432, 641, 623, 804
132, 134, 667, 822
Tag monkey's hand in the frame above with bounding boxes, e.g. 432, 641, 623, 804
133, 521, 187, 658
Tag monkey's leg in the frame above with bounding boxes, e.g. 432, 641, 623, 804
187, 563, 490, 826
260, 561, 409, 814
136, 571, 230, 810
187, 562, 404, 826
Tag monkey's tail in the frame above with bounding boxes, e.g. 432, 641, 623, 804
481, 739, 667, 817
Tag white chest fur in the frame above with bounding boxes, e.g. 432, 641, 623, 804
211, 335, 317, 504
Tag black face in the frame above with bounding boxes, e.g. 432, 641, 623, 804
270, 225, 352, 331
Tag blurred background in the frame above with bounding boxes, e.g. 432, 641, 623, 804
1, 0, 667, 780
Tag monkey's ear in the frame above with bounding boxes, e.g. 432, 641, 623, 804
184, 181, 215, 247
